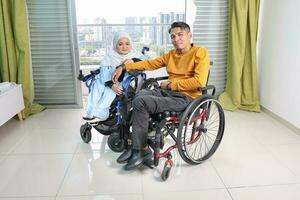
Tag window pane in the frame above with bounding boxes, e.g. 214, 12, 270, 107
76, 0, 185, 24
75, 0, 186, 66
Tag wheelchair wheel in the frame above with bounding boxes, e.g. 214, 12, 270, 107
80, 123, 92, 143
177, 96, 225, 165
141, 78, 159, 90
107, 132, 125, 152
161, 160, 173, 181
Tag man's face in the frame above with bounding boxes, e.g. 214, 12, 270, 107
170, 27, 192, 51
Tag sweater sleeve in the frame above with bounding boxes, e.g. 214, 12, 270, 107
171, 48, 210, 91
124, 53, 169, 71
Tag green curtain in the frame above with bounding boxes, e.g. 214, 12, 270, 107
0, 0, 44, 119
219, 0, 261, 112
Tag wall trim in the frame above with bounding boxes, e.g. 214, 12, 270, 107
261, 106, 300, 134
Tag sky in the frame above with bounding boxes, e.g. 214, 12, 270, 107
75, 0, 186, 24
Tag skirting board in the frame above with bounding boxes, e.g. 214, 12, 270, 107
261, 106, 300, 134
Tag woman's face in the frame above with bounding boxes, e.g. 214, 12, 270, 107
116, 37, 132, 55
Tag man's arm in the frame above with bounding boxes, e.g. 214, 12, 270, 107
112, 54, 168, 83
125, 55, 167, 72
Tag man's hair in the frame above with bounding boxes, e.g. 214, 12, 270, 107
168, 22, 191, 34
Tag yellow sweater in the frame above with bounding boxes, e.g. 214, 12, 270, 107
125, 44, 210, 99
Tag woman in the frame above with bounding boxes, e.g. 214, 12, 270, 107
84, 32, 145, 121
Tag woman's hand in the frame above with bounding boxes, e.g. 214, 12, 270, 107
111, 83, 123, 96
112, 66, 124, 83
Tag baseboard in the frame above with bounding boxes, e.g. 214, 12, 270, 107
261, 106, 300, 134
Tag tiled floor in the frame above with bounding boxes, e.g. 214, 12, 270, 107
0, 109, 300, 199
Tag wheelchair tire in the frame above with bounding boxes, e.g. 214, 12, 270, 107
161, 161, 172, 181
80, 123, 92, 143
107, 132, 125, 152
141, 78, 159, 90
177, 96, 225, 165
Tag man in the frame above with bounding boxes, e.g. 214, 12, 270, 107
112, 22, 210, 170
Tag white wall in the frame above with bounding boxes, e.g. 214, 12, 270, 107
257, 0, 300, 129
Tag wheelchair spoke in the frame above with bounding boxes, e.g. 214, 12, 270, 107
195, 134, 206, 159
200, 133, 211, 155
206, 106, 219, 123
177, 98, 225, 164
185, 124, 216, 161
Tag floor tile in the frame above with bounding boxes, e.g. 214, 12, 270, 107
11, 128, 81, 154
0, 119, 29, 154
0, 198, 54, 200
1, 108, 300, 198
143, 189, 232, 200
212, 141, 299, 187
141, 157, 224, 192
249, 114, 300, 145
267, 143, 300, 178
76, 130, 109, 154
0, 154, 72, 197
56, 194, 143, 200
229, 184, 300, 200
0, 155, 5, 163
21, 109, 85, 131
58, 152, 143, 196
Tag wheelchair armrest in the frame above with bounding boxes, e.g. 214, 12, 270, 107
77, 68, 100, 82
155, 76, 169, 81
199, 85, 216, 96
90, 69, 100, 75
128, 70, 144, 77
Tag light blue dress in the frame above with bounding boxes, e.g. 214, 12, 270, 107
85, 55, 145, 120
86, 65, 118, 120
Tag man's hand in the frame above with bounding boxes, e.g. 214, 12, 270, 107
122, 59, 133, 65
112, 66, 124, 83
160, 80, 171, 90
111, 83, 123, 96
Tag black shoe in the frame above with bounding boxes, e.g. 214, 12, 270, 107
117, 147, 132, 164
82, 116, 95, 121
124, 149, 152, 171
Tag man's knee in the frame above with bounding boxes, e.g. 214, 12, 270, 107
132, 96, 146, 109
132, 95, 154, 112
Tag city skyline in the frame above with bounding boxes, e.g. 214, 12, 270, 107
75, 0, 186, 24
77, 12, 185, 65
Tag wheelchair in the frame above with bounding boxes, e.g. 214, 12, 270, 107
135, 75, 225, 181
78, 67, 150, 152
79, 61, 225, 181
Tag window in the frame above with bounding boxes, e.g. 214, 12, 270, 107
27, 0, 82, 107
26, 0, 228, 107
76, 0, 228, 95
75, 0, 186, 66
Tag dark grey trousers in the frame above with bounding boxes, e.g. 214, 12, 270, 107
131, 88, 192, 150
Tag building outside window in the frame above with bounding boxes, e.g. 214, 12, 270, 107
75, 0, 186, 67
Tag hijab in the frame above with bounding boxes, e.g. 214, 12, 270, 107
101, 32, 143, 67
